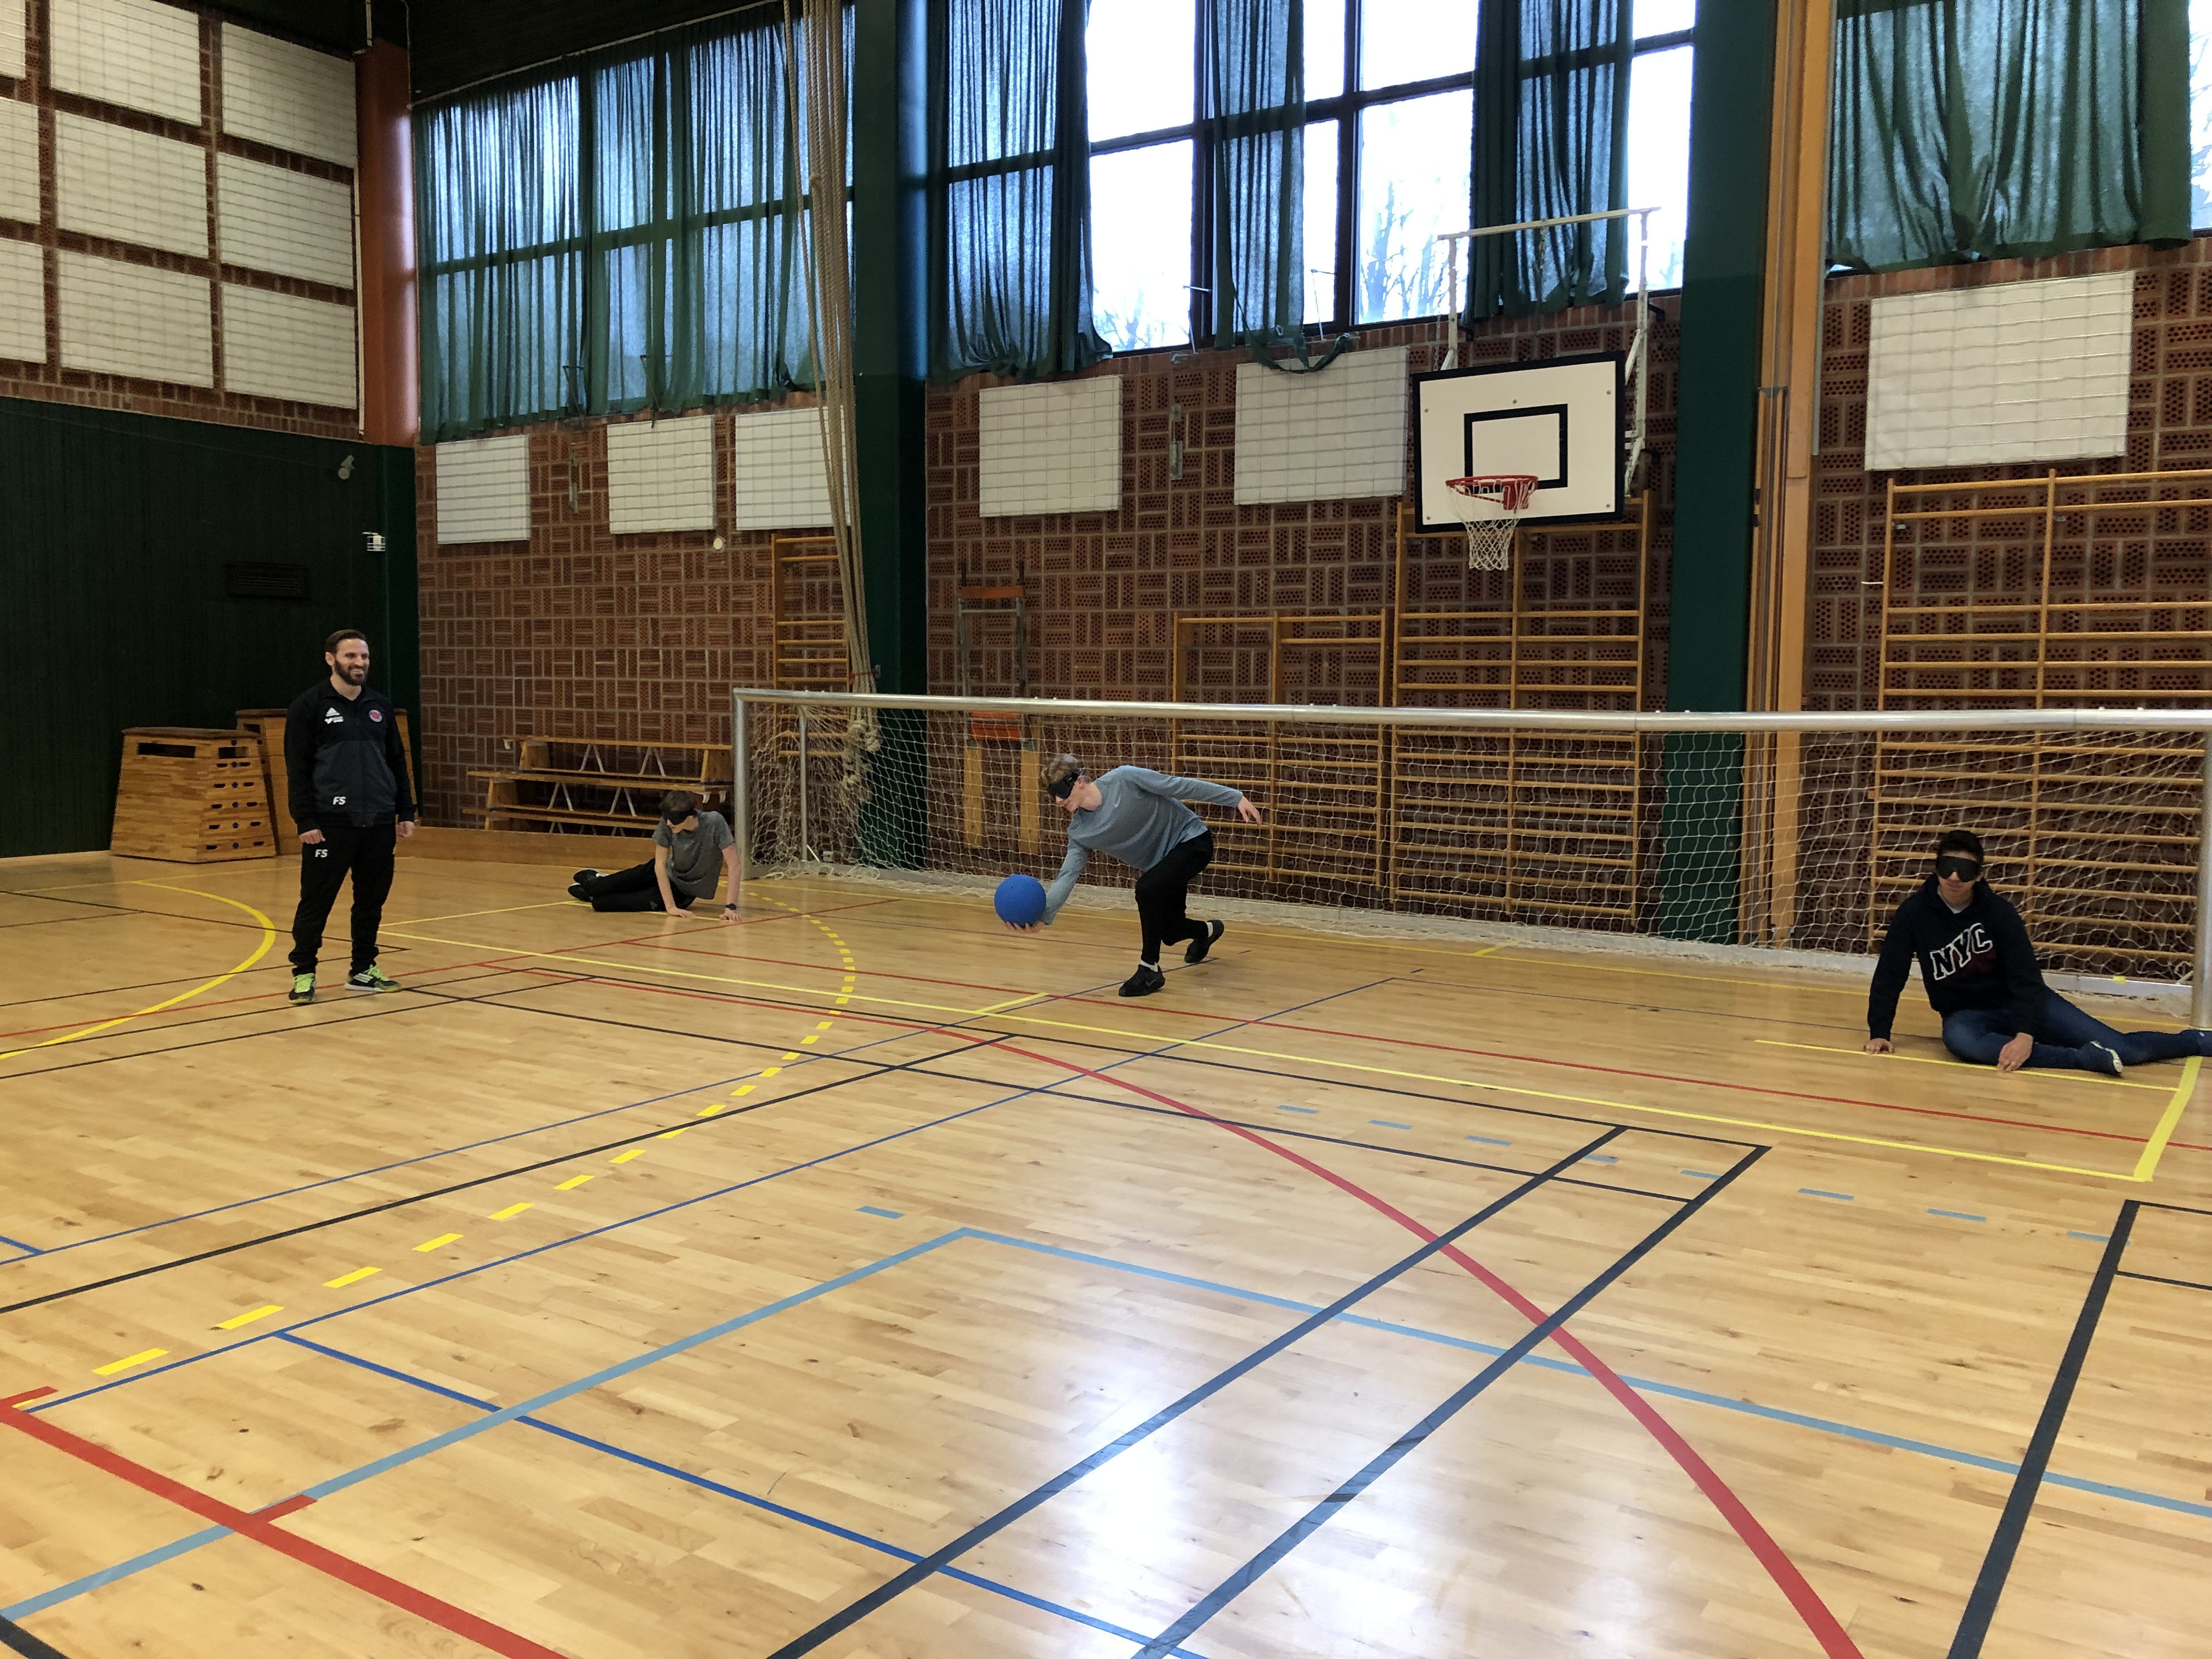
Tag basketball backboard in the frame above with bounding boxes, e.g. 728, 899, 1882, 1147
1411, 352, 1624, 532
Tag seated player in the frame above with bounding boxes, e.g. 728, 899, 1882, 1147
1864, 828, 2211, 1076
1009, 754, 1263, 997
568, 789, 741, 918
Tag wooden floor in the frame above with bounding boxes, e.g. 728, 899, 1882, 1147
0, 851, 2207, 1659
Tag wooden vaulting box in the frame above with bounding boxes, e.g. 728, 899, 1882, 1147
110, 728, 275, 863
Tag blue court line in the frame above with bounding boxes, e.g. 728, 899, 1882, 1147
4, 1526, 232, 1620
1800, 1188, 1854, 1201
856, 1206, 902, 1219
1928, 1209, 1987, 1223
1276, 1104, 1317, 1114
1681, 1170, 1718, 1180
2069, 1231, 2111, 1242
272, 1332, 1217, 1659
1368, 1119, 1410, 1130
1465, 1134, 1510, 1146
1582, 1155, 1619, 1165
0, 1234, 41, 1257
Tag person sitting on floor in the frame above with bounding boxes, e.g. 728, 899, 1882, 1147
567, 789, 740, 918
1864, 828, 2211, 1077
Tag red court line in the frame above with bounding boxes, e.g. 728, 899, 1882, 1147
967, 1042, 1866, 1659
0, 1389, 568, 1659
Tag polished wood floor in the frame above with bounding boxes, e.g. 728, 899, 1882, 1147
0, 850, 2206, 1659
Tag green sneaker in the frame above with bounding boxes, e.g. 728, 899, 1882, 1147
346, 964, 399, 993
288, 973, 316, 1005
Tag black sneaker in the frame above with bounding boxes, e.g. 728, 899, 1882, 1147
1186, 919, 1225, 964
2084, 1041, 2124, 1078
567, 883, 591, 901
346, 964, 399, 994
288, 972, 315, 1005
572, 868, 601, 885
1119, 964, 1166, 998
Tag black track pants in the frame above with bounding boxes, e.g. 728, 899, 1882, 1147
289, 819, 397, 975
1133, 830, 1215, 965
575, 861, 697, 914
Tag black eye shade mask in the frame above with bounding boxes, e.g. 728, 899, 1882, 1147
1047, 772, 1080, 801
1935, 855, 1980, 881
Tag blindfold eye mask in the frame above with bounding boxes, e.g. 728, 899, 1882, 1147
1047, 772, 1081, 801
1935, 855, 1981, 881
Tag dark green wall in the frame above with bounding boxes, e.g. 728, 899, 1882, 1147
0, 397, 417, 858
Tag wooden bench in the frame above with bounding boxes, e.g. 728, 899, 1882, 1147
467, 737, 730, 834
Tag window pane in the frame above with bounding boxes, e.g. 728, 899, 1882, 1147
1360, 0, 1476, 91
1626, 43, 1692, 288
1306, 0, 1346, 97
1634, 0, 1696, 38
1304, 119, 1339, 322
2194, 0, 2212, 227
1088, 0, 1195, 140
1092, 140, 1193, 349
1355, 92, 1471, 324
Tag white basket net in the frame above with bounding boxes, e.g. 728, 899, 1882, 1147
1446, 475, 1536, 572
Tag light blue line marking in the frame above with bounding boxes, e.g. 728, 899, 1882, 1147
856, 1205, 902, 1219
2068, 1230, 2111, 1242
1927, 1209, 1986, 1222
1583, 1155, 1619, 1165
1799, 1188, 1854, 1201
1681, 1170, 1718, 1180
0, 1232, 42, 1256
1465, 1135, 1511, 1146
1368, 1120, 1411, 1130
3, 1525, 232, 1619
1276, 1104, 1317, 1114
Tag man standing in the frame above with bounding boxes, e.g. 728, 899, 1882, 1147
285, 630, 415, 1003
568, 791, 741, 916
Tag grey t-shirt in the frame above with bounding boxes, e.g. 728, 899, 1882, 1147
653, 811, 735, 899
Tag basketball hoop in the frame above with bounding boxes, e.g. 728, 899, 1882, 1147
1446, 475, 1537, 571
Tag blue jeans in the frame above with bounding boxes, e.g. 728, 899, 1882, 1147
1942, 989, 2210, 1071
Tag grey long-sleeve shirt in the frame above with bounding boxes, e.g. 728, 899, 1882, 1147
1041, 766, 1244, 924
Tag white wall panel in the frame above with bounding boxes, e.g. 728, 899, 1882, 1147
608, 416, 717, 533
1866, 273, 2136, 471
0, 1, 27, 84
729, 407, 834, 529
55, 112, 208, 256
0, 237, 44, 362
436, 433, 532, 544
221, 25, 354, 167
221, 283, 354, 407
0, 99, 38, 223
57, 250, 211, 383
1234, 346, 1408, 506
978, 376, 1122, 517
216, 154, 354, 287
50, 0, 201, 124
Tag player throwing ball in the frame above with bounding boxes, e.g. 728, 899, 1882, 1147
1010, 754, 1262, 997
1865, 828, 2212, 1075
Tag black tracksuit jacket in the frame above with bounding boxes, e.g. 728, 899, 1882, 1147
284, 681, 416, 830
1866, 877, 2047, 1041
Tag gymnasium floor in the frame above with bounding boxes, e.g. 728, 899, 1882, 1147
0, 853, 2206, 1659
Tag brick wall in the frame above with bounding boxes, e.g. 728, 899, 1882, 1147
0, 0, 361, 440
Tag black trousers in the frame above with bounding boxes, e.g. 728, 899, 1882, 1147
1134, 831, 1215, 964
289, 818, 397, 975
575, 861, 698, 914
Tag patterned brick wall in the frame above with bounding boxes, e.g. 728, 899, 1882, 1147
0, 0, 361, 440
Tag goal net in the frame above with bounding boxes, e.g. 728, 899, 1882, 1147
732, 690, 2212, 990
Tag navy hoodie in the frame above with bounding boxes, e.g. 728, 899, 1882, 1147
1867, 877, 2047, 1041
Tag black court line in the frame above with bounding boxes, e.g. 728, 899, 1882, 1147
1946, 1200, 2138, 1659
0, 1613, 76, 1659
1134, 1139, 1765, 1655
763, 1124, 1631, 1659
2115, 1269, 2212, 1293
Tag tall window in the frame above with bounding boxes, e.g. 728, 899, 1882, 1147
2193, 0, 2212, 226
1086, 0, 1697, 351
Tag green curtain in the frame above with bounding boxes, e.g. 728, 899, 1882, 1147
1468, 0, 1632, 319
417, 12, 829, 442
928, 0, 1103, 380
1829, 0, 2190, 271
1208, 0, 1304, 348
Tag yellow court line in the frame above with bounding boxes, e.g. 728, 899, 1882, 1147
2132, 1054, 2201, 1182
0, 885, 278, 1060
488, 1203, 533, 1220
413, 1232, 463, 1251
323, 1267, 380, 1288
215, 1305, 282, 1330
1756, 1039, 2170, 1092
93, 1348, 167, 1375
391, 900, 577, 926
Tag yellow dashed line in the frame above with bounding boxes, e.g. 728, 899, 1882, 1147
93, 1349, 167, 1375
656, 1127, 687, 1139
760, 1067, 782, 1078
697, 1103, 725, 1117
324, 1267, 380, 1288
800, 1035, 819, 1045
815, 1021, 834, 1030
215, 1305, 282, 1330
611, 1148, 645, 1164
555, 1174, 593, 1190
413, 1233, 463, 1252
732, 1084, 756, 1096
781, 1051, 800, 1060
488, 1203, 533, 1221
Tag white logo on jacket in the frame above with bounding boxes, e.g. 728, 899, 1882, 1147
323, 708, 345, 724
1927, 923, 1993, 982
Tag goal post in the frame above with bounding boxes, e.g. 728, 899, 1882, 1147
732, 687, 2212, 1020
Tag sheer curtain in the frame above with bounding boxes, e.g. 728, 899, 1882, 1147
1829, 0, 2190, 270
1208, 0, 1305, 347
1468, 0, 1633, 319
929, 0, 1103, 379
415, 12, 828, 441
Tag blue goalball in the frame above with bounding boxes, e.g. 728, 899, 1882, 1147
994, 873, 1047, 927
